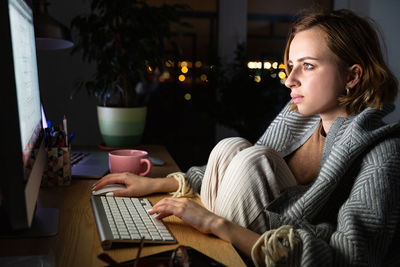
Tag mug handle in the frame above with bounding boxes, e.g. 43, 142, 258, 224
139, 158, 152, 176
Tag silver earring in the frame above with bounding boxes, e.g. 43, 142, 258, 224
346, 87, 350, 95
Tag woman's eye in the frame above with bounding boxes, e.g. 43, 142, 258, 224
304, 63, 313, 70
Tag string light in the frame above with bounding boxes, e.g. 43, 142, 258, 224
247, 61, 284, 70
169, 59, 286, 84
264, 62, 271, 69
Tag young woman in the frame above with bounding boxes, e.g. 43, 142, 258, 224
93, 9, 400, 266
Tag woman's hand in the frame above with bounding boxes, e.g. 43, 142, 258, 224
92, 172, 178, 197
149, 197, 223, 235
150, 197, 262, 259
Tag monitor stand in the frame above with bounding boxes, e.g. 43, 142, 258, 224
0, 208, 59, 238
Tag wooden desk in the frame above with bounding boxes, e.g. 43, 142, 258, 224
0, 144, 246, 267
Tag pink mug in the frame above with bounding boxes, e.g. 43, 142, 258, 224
108, 149, 152, 176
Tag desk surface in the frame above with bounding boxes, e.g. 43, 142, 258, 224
0, 144, 246, 267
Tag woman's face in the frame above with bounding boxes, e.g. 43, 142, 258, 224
285, 27, 348, 119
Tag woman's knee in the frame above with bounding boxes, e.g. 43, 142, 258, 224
210, 137, 252, 159
231, 146, 280, 168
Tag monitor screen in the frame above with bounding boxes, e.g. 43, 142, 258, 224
0, 0, 58, 236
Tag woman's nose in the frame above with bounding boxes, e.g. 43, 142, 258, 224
285, 70, 300, 88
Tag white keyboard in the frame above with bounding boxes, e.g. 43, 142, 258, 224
90, 196, 176, 249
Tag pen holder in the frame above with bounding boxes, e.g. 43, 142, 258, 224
41, 146, 71, 186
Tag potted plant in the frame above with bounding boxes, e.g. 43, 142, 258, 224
70, 0, 189, 147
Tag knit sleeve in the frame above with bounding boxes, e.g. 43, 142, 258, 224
184, 165, 207, 194
262, 140, 400, 266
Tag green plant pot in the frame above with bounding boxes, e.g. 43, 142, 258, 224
97, 106, 147, 148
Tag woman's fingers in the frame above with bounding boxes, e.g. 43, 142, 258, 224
111, 189, 132, 197
92, 173, 116, 189
149, 198, 218, 234
149, 198, 185, 219
92, 173, 129, 190
92, 173, 159, 197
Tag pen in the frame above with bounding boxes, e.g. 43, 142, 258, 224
47, 120, 52, 135
68, 132, 75, 145
63, 115, 68, 146
59, 136, 65, 147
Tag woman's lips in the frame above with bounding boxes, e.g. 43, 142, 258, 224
290, 93, 303, 104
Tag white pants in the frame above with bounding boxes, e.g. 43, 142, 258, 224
200, 137, 297, 234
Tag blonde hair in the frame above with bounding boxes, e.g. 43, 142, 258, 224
284, 9, 398, 114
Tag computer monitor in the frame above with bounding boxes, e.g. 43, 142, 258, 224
0, 0, 58, 236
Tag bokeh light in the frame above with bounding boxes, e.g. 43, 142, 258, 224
247, 62, 255, 69
195, 61, 202, 68
264, 62, 271, 69
178, 74, 186, 82
181, 66, 188, 74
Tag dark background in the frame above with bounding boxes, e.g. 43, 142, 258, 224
37, 0, 400, 171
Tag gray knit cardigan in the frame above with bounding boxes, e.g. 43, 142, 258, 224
185, 102, 400, 266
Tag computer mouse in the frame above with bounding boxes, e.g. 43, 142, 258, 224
149, 156, 165, 166
92, 183, 126, 196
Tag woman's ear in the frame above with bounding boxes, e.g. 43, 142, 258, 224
346, 64, 363, 89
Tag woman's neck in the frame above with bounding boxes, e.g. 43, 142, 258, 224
320, 111, 348, 134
